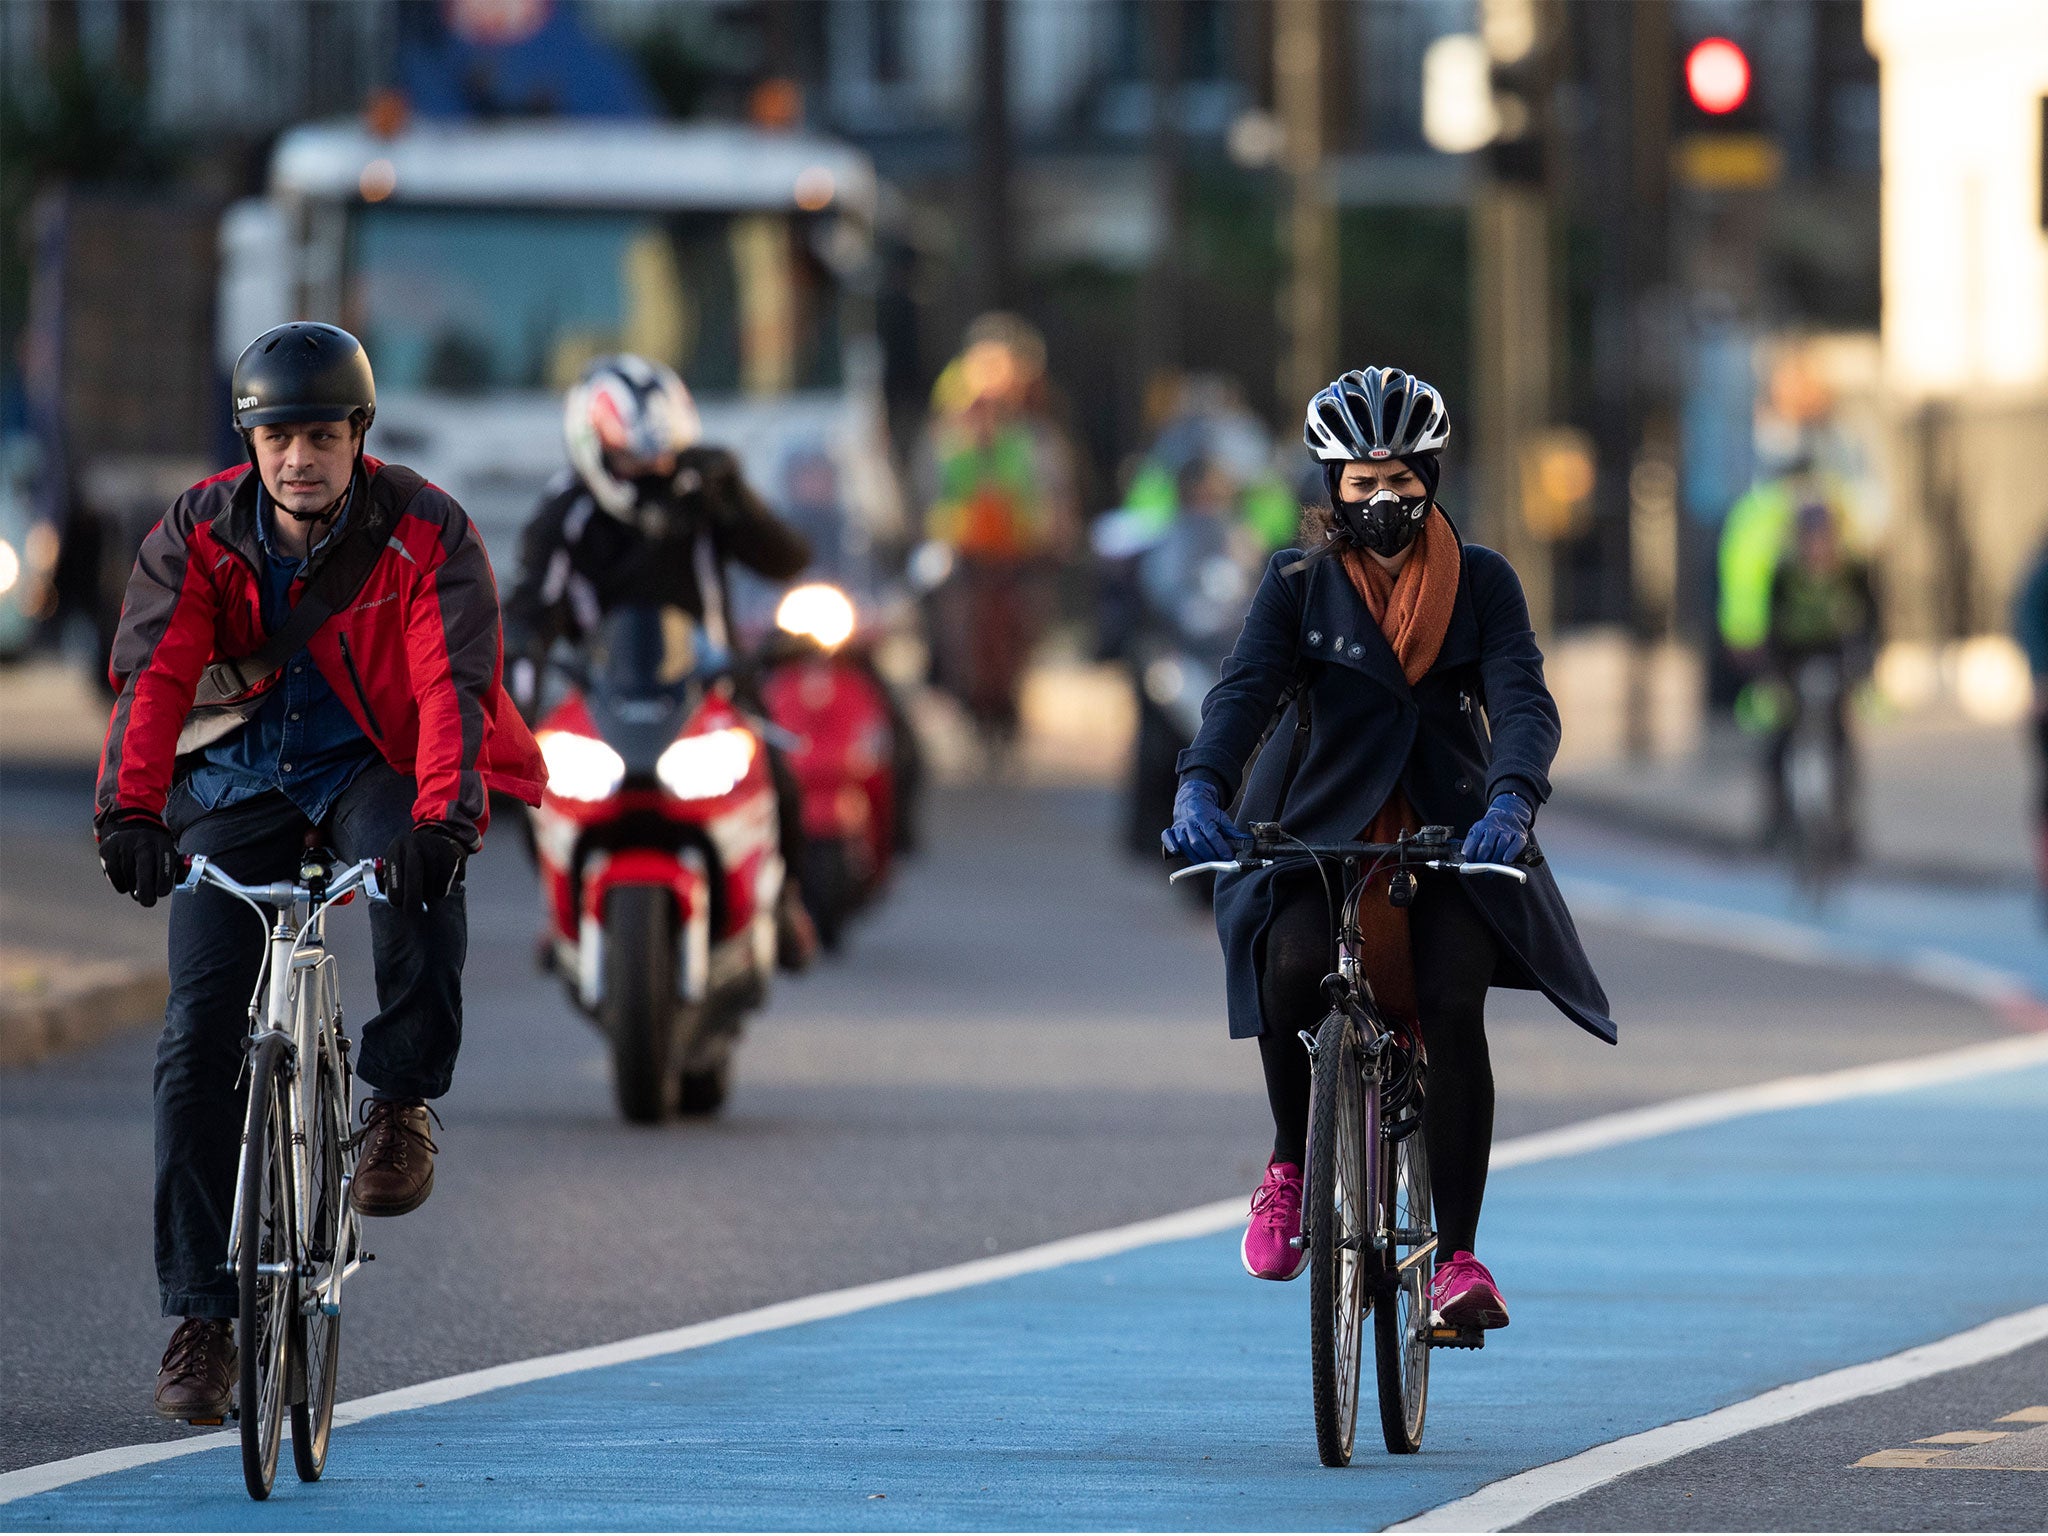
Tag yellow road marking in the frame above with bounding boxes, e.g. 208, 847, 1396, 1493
1860, 1421, 2048, 1472
1857, 1449, 1956, 1468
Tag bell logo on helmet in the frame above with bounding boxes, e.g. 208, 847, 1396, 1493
1368, 447, 1391, 459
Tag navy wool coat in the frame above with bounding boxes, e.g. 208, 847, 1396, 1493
1177, 532, 1616, 1045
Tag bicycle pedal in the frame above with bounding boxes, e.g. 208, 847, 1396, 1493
184, 1417, 225, 1427
1427, 1324, 1485, 1350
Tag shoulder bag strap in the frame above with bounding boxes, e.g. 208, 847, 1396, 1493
191, 466, 429, 707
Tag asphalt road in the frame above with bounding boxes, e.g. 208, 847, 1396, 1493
0, 765, 2027, 1530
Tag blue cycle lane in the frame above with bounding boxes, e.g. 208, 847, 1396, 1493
9, 1049, 2047, 1532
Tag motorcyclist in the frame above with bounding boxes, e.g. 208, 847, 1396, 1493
93, 322, 543, 1421
501, 354, 818, 963
1162, 366, 1615, 1333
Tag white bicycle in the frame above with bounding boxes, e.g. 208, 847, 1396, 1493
177, 851, 384, 1499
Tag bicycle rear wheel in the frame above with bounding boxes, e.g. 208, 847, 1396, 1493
1307, 1009, 1369, 1468
1373, 1095, 1433, 1453
237, 1036, 295, 1501
291, 1041, 347, 1482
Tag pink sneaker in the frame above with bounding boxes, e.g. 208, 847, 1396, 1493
1429, 1251, 1510, 1329
1241, 1160, 1308, 1281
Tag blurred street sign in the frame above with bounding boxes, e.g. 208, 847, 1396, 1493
1674, 132, 1782, 191
1517, 427, 1596, 542
445, 0, 550, 47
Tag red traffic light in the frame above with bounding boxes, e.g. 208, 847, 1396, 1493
1686, 37, 1750, 115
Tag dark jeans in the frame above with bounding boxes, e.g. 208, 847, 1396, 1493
155, 762, 465, 1317
1256, 871, 1498, 1259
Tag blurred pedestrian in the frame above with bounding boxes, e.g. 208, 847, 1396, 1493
1163, 366, 1614, 1333
2013, 537, 2048, 911
915, 314, 1078, 769
501, 354, 819, 965
92, 324, 544, 1421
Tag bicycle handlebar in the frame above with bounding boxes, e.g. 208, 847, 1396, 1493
176, 855, 388, 910
1167, 822, 1532, 886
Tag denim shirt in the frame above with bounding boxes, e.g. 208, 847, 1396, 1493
181, 487, 381, 823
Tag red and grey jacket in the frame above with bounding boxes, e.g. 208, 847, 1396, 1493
95, 458, 546, 846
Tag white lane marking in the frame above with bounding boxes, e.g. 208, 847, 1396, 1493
1491, 1033, 2048, 1172
1562, 876, 2045, 1024
8, 1032, 2047, 1505
1389, 1303, 2048, 1532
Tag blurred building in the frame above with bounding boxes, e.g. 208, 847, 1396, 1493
1867, 0, 2048, 649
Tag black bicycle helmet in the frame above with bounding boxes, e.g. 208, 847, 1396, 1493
1303, 366, 1450, 463
231, 322, 376, 434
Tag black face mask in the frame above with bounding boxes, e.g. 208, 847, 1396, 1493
1335, 486, 1430, 557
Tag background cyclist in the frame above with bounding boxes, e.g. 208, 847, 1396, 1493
1162, 366, 1615, 1332
93, 324, 543, 1422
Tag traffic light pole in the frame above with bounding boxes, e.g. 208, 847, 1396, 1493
1275, 0, 1336, 417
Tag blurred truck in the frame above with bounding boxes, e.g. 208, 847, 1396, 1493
34, 120, 906, 680
219, 118, 906, 571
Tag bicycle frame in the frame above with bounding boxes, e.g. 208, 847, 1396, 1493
183, 856, 378, 1317
1306, 868, 1432, 1270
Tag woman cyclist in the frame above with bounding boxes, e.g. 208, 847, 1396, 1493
1163, 367, 1615, 1332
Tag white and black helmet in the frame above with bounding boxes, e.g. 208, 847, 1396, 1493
1302, 367, 1450, 463
564, 354, 702, 521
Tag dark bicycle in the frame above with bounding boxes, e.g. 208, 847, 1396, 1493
1172, 823, 1528, 1464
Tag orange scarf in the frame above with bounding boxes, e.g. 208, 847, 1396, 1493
1335, 508, 1462, 1024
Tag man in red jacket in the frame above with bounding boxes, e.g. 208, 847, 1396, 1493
93, 322, 543, 1422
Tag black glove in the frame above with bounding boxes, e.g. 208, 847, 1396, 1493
677, 446, 758, 529
99, 812, 181, 908
381, 823, 469, 911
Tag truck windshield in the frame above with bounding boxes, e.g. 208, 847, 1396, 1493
346, 205, 843, 396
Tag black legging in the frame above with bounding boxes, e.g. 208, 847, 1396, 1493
1256, 870, 1498, 1259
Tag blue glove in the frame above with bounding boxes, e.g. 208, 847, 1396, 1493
1163, 776, 1245, 864
1461, 792, 1533, 865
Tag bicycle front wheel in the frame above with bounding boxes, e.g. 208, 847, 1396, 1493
291, 1044, 347, 1482
1373, 1106, 1432, 1453
1307, 1009, 1369, 1468
237, 1035, 295, 1501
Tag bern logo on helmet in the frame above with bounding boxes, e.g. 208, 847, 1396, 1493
236, 396, 259, 410
1368, 447, 1391, 460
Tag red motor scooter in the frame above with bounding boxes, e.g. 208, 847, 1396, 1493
528, 606, 783, 1121
757, 581, 904, 951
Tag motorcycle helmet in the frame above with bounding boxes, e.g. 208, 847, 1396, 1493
564, 355, 702, 521
231, 322, 376, 436
1302, 367, 1450, 557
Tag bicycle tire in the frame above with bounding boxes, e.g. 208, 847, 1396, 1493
1307, 1008, 1368, 1468
237, 1035, 295, 1501
1373, 1102, 1432, 1454
291, 1035, 346, 1482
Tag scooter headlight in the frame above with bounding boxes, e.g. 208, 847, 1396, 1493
775, 582, 857, 650
657, 727, 757, 801
538, 729, 626, 802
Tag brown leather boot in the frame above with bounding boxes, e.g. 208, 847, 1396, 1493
351, 1098, 438, 1217
154, 1318, 235, 1421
